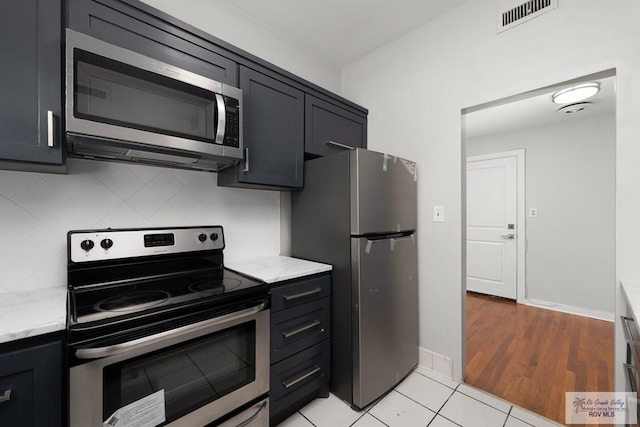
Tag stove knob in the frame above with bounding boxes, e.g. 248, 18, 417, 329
210, 233, 219, 241
100, 238, 114, 250
80, 239, 94, 252
198, 233, 207, 242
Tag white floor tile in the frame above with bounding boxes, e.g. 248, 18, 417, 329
457, 384, 511, 413
505, 416, 533, 427
395, 372, 455, 412
439, 392, 508, 427
299, 394, 363, 427
369, 390, 436, 427
352, 413, 387, 427
509, 407, 561, 427
413, 366, 459, 390
428, 415, 460, 427
277, 412, 315, 427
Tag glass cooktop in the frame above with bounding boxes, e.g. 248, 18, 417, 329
70, 268, 264, 325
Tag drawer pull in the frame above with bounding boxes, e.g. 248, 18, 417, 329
282, 365, 321, 389
282, 320, 321, 339
283, 288, 321, 302
0, 389, 11, 404
621, 316, 640, 345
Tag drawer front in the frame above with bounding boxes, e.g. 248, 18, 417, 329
270, 275, 330, 313
271, 297, 330, 364
270, 340, 330, 414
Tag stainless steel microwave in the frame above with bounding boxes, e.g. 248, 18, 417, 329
65, 29, 243, 172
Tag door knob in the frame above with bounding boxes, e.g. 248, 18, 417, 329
500, 234, 515, 239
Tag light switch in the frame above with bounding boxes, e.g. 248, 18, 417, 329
433, 206, 444, 223
529, 208, 538, 218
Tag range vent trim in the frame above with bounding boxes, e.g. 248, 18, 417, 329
497, 0, 558, 33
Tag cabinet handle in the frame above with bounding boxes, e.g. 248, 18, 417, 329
0, 389, 11, 404
282, 320, 321, 339
326, 140, 355, 150
243, 148, 250, 172
282, 365, 321, 389
283, 287, 321, 302
47, 110, 54, 148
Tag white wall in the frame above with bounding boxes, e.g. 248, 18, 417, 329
140, 0, 342, 94
342, 0, 640, 382
0, 159, 281, 293
467, 113, 616, 317
1, 0, 347, 295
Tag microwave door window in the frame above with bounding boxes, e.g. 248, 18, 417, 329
75, 56, 216, 143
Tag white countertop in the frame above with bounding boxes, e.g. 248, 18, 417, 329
0, 288, 67, 344
226, 255, 332, 284
622, 280, 640, 320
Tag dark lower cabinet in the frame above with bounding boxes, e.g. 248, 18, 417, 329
0, 0, 63, 167
0, 334, 64, 427
305, 95, 367, 157
269, 274, 331, 425
218, 66, 305, 190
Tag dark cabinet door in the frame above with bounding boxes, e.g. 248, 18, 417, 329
218, 66, 304, 189
0, 0, 63, 165
305, 95, 367, 157
67, 0, 237, 86
0, 339, 63, 427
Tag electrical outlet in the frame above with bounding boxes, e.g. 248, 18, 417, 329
433, 206, 444, 223
529, 208, 538, 218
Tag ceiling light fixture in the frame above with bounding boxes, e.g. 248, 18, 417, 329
557, 102, 590, 114
551, 82, 600, 104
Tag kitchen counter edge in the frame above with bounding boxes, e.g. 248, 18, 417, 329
226, 255, 332, 284
0, 287, 67, 345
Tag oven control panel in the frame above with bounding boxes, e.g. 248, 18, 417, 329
69, 226, 224, 263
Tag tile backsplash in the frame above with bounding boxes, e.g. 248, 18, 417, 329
0, 159, 281, 294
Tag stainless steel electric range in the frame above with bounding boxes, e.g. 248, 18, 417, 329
66, 226, 269, 427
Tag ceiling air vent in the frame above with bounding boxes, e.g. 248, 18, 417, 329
497, 0, 558, 33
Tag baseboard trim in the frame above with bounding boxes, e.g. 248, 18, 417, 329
418, 347, 453, 379
525, 298, 614, 322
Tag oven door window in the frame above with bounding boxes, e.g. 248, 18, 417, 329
103, 322, 256, 424
74, 50, 219, 144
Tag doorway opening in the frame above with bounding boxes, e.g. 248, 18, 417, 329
461, 70, 616, 424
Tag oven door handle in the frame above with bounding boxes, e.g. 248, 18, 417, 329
75, 301, 267, 359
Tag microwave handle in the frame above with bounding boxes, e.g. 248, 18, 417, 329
75, 301, 267, 359
214, 93, 226, 145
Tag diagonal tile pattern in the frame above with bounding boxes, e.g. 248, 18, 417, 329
278, 367, 562, 427
0, 158, 281, 294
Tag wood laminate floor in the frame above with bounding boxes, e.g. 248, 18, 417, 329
465, 292, 615, 425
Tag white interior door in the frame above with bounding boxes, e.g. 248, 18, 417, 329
466, 155, 518, 299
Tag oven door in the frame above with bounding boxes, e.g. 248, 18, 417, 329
69, 302, 269, 427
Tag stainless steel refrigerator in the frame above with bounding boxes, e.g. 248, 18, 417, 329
291, 148, 418, 410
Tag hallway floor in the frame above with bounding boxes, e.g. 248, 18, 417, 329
277, 366, 560, 427
465, 292, 615, 425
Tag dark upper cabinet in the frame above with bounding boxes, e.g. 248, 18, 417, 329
305, 95, 367, 157
218, 66, 305, 189
0, 0, 63, 166
0, 335, 63, 427
66, 0, 238, 86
